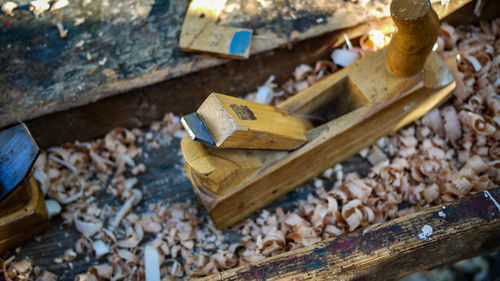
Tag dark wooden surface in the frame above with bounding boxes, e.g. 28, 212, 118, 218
0, 0, 392, 129
0, 0, 471, 149
205, 187, 500, 281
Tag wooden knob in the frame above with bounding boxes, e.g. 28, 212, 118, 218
386, 0, 440, 77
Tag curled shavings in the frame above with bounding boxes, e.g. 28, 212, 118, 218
89, 264, 112, 279
446, 56, 470, 102
359, 30, 389, 53
293, 64, 313, 81
254, 76, 276, 105
331, 48, 361, 67
117, 224, 143, 248
2, 1, 18, 16
62, 249, 77, 261
45, 200, 61, 219
30, 0, 50, 16
145, 245, 161, 281
458, 111, 497, 136
50, 0, 68, 11
92, 240, 110, 258
74, 212, 102, 237
465, 55, 482, 72
74, 273, 97, 281
56, 22, 68, 38
422, 108, 444, 137
441, 105, 462, 142
33, 167, 48, 195
10, 20, 500, 280
48, 154, 84, 204
117, 249, 139, 264
367, 146, 388, 165
36, 270, 58, 281
5, 259, 32, 281
109, 195, 135, 231
439, 24, 458, 50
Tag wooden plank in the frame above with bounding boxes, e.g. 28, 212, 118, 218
0, 1, 469, 149
0, 0, 394, 129
0, 0, 472, 132
203, 187, 500, 280
179, 0, 252, 59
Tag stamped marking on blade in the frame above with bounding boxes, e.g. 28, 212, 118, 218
230, 104, 256, 120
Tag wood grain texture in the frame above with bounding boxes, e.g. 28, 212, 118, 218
0, 176, 49, 252
185, 48, 455, 228
202, 187, 500, 280
0, 1, 468, 149
386, 0, 440, 76
0, 0, 397, 129
195, 93, 313, 149
179, 0, 252, 59
182, 135, 265, 194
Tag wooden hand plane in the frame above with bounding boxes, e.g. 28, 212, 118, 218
181, 0, 456, 228
0, 124, 48, 253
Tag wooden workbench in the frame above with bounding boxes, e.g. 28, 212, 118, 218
3, 0, 500, 279
0, 0, 389, 127
0, 0, 476, 148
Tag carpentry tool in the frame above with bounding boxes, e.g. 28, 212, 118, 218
179, 0, 252, 59
181, 93, 314, 150
181, 0, 456, 228
0, 124, 49, 252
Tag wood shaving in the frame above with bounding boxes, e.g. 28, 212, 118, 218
6, 20, 500, 280
2, 1, 18, 16
36, 271, 58, 281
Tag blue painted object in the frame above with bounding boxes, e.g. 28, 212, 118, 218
229, 30, 251, 56
0, 124, 39, 202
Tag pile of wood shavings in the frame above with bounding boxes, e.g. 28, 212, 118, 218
2, 19, 499, 280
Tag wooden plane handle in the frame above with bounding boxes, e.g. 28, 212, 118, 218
386, 0, 440, 77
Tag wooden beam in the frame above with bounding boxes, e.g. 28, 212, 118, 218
202, 187, 500, 280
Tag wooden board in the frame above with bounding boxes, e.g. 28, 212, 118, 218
0, 0, 393, 129
179, 0, 252, 59
0, 0, 473, 144
202, 187, 500, 280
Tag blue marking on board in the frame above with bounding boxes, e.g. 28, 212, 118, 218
229, 30, 251, 56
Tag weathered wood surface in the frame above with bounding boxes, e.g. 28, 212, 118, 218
0, 0, 393, 128
179, 0, 253, 59
204, 187, 500, 281
0, 0, 472, 149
